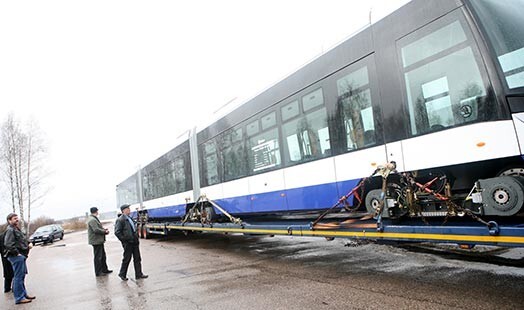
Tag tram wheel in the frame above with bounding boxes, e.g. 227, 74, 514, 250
365, 189, 384, 215
497, 166, 524, 177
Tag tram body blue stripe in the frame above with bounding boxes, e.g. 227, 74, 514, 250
286, 182, 340, 211
144, 177, 363, 218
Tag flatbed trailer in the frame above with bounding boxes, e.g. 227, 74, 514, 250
142, 219, 524, 248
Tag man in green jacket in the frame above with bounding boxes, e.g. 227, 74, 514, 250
87, 207, 112, 277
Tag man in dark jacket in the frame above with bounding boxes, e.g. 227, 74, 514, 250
0, 229, 14, 293
4, 213, 35, 305
114, 204, 147, 281
87, 207, 112, 277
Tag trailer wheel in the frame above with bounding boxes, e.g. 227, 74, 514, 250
138, 224, 143, 239
202, 204, 217, 222
143, 225, 150, 239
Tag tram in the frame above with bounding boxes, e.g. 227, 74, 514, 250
117, 0, 524, 247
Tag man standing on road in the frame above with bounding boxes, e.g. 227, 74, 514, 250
114, 204, 148, 281
3, 213, 35, 305
87, 207, 112, 277
0, 228, 14, 293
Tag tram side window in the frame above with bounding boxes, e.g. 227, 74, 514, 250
336, 66, 376, 150
173, 156, 187, 192
182, 152, 193, 191
142, 169, 154, 201
398, 13, 494, 136
200, 139, 220, 186
281, 100, 299, 122
247, 113, 281, 173
220, 127, 247, 182
469, 0, 524, 89
160, 165, 172, 197
282, 88, 331, 165
141, 161, 174, 200
116, 174, 139, 206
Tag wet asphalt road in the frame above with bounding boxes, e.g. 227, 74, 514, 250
1, 223, 524, 310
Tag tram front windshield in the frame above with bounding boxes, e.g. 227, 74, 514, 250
469, 0, 524, 90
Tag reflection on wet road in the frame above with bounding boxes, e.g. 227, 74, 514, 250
1, 223, 523, 309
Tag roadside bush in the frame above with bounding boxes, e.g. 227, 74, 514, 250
62, 217, 87, 231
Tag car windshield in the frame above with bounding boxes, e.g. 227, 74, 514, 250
36, 226, 53, 233
468, 0, 524, 89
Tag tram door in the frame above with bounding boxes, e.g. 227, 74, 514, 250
246, 114, 288, 213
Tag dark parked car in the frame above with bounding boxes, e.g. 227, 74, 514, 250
29, 224, 64, 245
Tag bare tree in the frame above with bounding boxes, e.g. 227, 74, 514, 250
0, 113, 50, 235
24, 118, 51, 234
0, 114, 24, 216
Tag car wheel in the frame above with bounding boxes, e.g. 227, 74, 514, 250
60, 232, 64, 240
32, 242, 35, 246
49, 236, 54, 244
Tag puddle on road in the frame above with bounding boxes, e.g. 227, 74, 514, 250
166, 269, 195, 277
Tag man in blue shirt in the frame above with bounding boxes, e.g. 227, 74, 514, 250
114, 205, 148, 281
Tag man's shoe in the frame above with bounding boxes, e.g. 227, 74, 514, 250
136, 274, 148, 279
25, 295, 36, 300
102, 270, 113, 274
4, 289, 11, 293
16, 299, 32, 304
119, 275, 128, 281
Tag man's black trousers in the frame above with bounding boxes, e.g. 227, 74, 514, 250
118, 242, 142, 278
92, 244, 109, 276
2, 256, 13, 292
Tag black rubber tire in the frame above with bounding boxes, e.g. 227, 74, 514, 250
137, 224, 143, 239
143, 226, 150, 239
203, 205, 217, 222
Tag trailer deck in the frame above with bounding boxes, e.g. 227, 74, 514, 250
145, 219, 524, 248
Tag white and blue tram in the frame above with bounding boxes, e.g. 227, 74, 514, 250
117, 0, 524, 247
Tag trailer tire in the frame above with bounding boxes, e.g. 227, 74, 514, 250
143, 225, 150, 239
138, 224, 143, 238
203, 204, 217, 222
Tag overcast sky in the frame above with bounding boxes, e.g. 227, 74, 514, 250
0, 0, 410, 220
